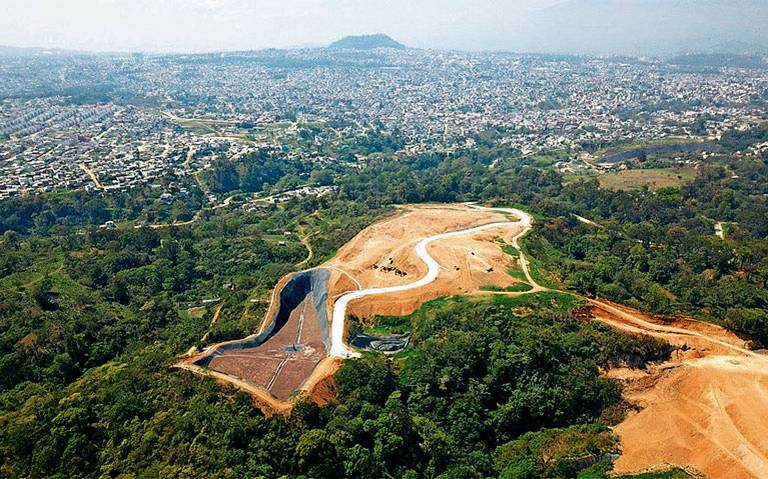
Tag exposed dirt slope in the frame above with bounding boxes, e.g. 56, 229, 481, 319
590, 300, 768, 479
177, 204, 528, 412
345, 226, 524, 318
324, 204, 512, 290
324, 204, 525, 319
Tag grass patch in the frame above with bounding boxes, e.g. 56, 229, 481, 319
526, 253, 560, 288
363, 313, 412, 335
491, 290, 583, 313
1, 255, 63, 290
182, 306, 208, 319
507, 270, 528, 281
502, 244, 520, 258
597, 168, 697, 191
518, 235, 564, 289
176, 119, 219, 135
579, 467, 698, 479
526, 149, 570, 167
481, 283, 533, 293
491, 203, 546, 221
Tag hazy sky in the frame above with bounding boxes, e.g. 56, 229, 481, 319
0, 0, 560, 53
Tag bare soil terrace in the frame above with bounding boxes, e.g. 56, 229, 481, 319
208, 295, 326, 401
177, 269, 331, 411
324, 204, 525, 319
589, 299, 768, 479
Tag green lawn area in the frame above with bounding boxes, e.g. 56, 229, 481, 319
490, 290, 583, 312
175, 119, 219, 135
598, 167, 697, 191
0, 257, 64, 290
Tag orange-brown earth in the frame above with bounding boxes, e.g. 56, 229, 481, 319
207, 294, 327, 402
178, 204, 527, 412
324, 204, 525, 319
589, 299, 768, 479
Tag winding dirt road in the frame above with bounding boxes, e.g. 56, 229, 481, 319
295, 226, 315, 269
329, 206, 535, 357
78, 162, 104, 189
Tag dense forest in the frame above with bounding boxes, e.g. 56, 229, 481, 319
1, 124, 766, 477
1, 291, 672, 478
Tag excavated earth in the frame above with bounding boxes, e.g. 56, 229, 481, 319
323, 204, 526, 319
590, 300, 768, 479
178, 203, 768, 479
181, 204, 527, 408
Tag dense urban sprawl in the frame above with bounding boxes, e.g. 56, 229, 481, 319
1, 48, 767, 200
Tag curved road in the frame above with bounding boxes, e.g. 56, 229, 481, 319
329, 206, 535, 358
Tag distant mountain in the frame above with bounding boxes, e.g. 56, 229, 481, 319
704, 40, 768, 56
0, 45, 92, 57
501, 0, 768, 56
329, 34, 405, 50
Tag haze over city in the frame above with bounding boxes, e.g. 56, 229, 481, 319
2, 0, 560, 53
2, 0, 768, 54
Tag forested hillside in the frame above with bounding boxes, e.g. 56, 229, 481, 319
1, 124, 766, 478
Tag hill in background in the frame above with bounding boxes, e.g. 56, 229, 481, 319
329, 34, 405, 50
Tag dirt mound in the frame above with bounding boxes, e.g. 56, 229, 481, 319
589, 300, 768, 478
613, 357, 768, 479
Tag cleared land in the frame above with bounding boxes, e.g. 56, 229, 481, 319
323, 204, 527, 320
178, 204, 532, 409
177, 202, 768, 478
590, 299, 768, 479
597, 168, 696, 191
207, 295, 326, 401
178, 270, 330, 410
